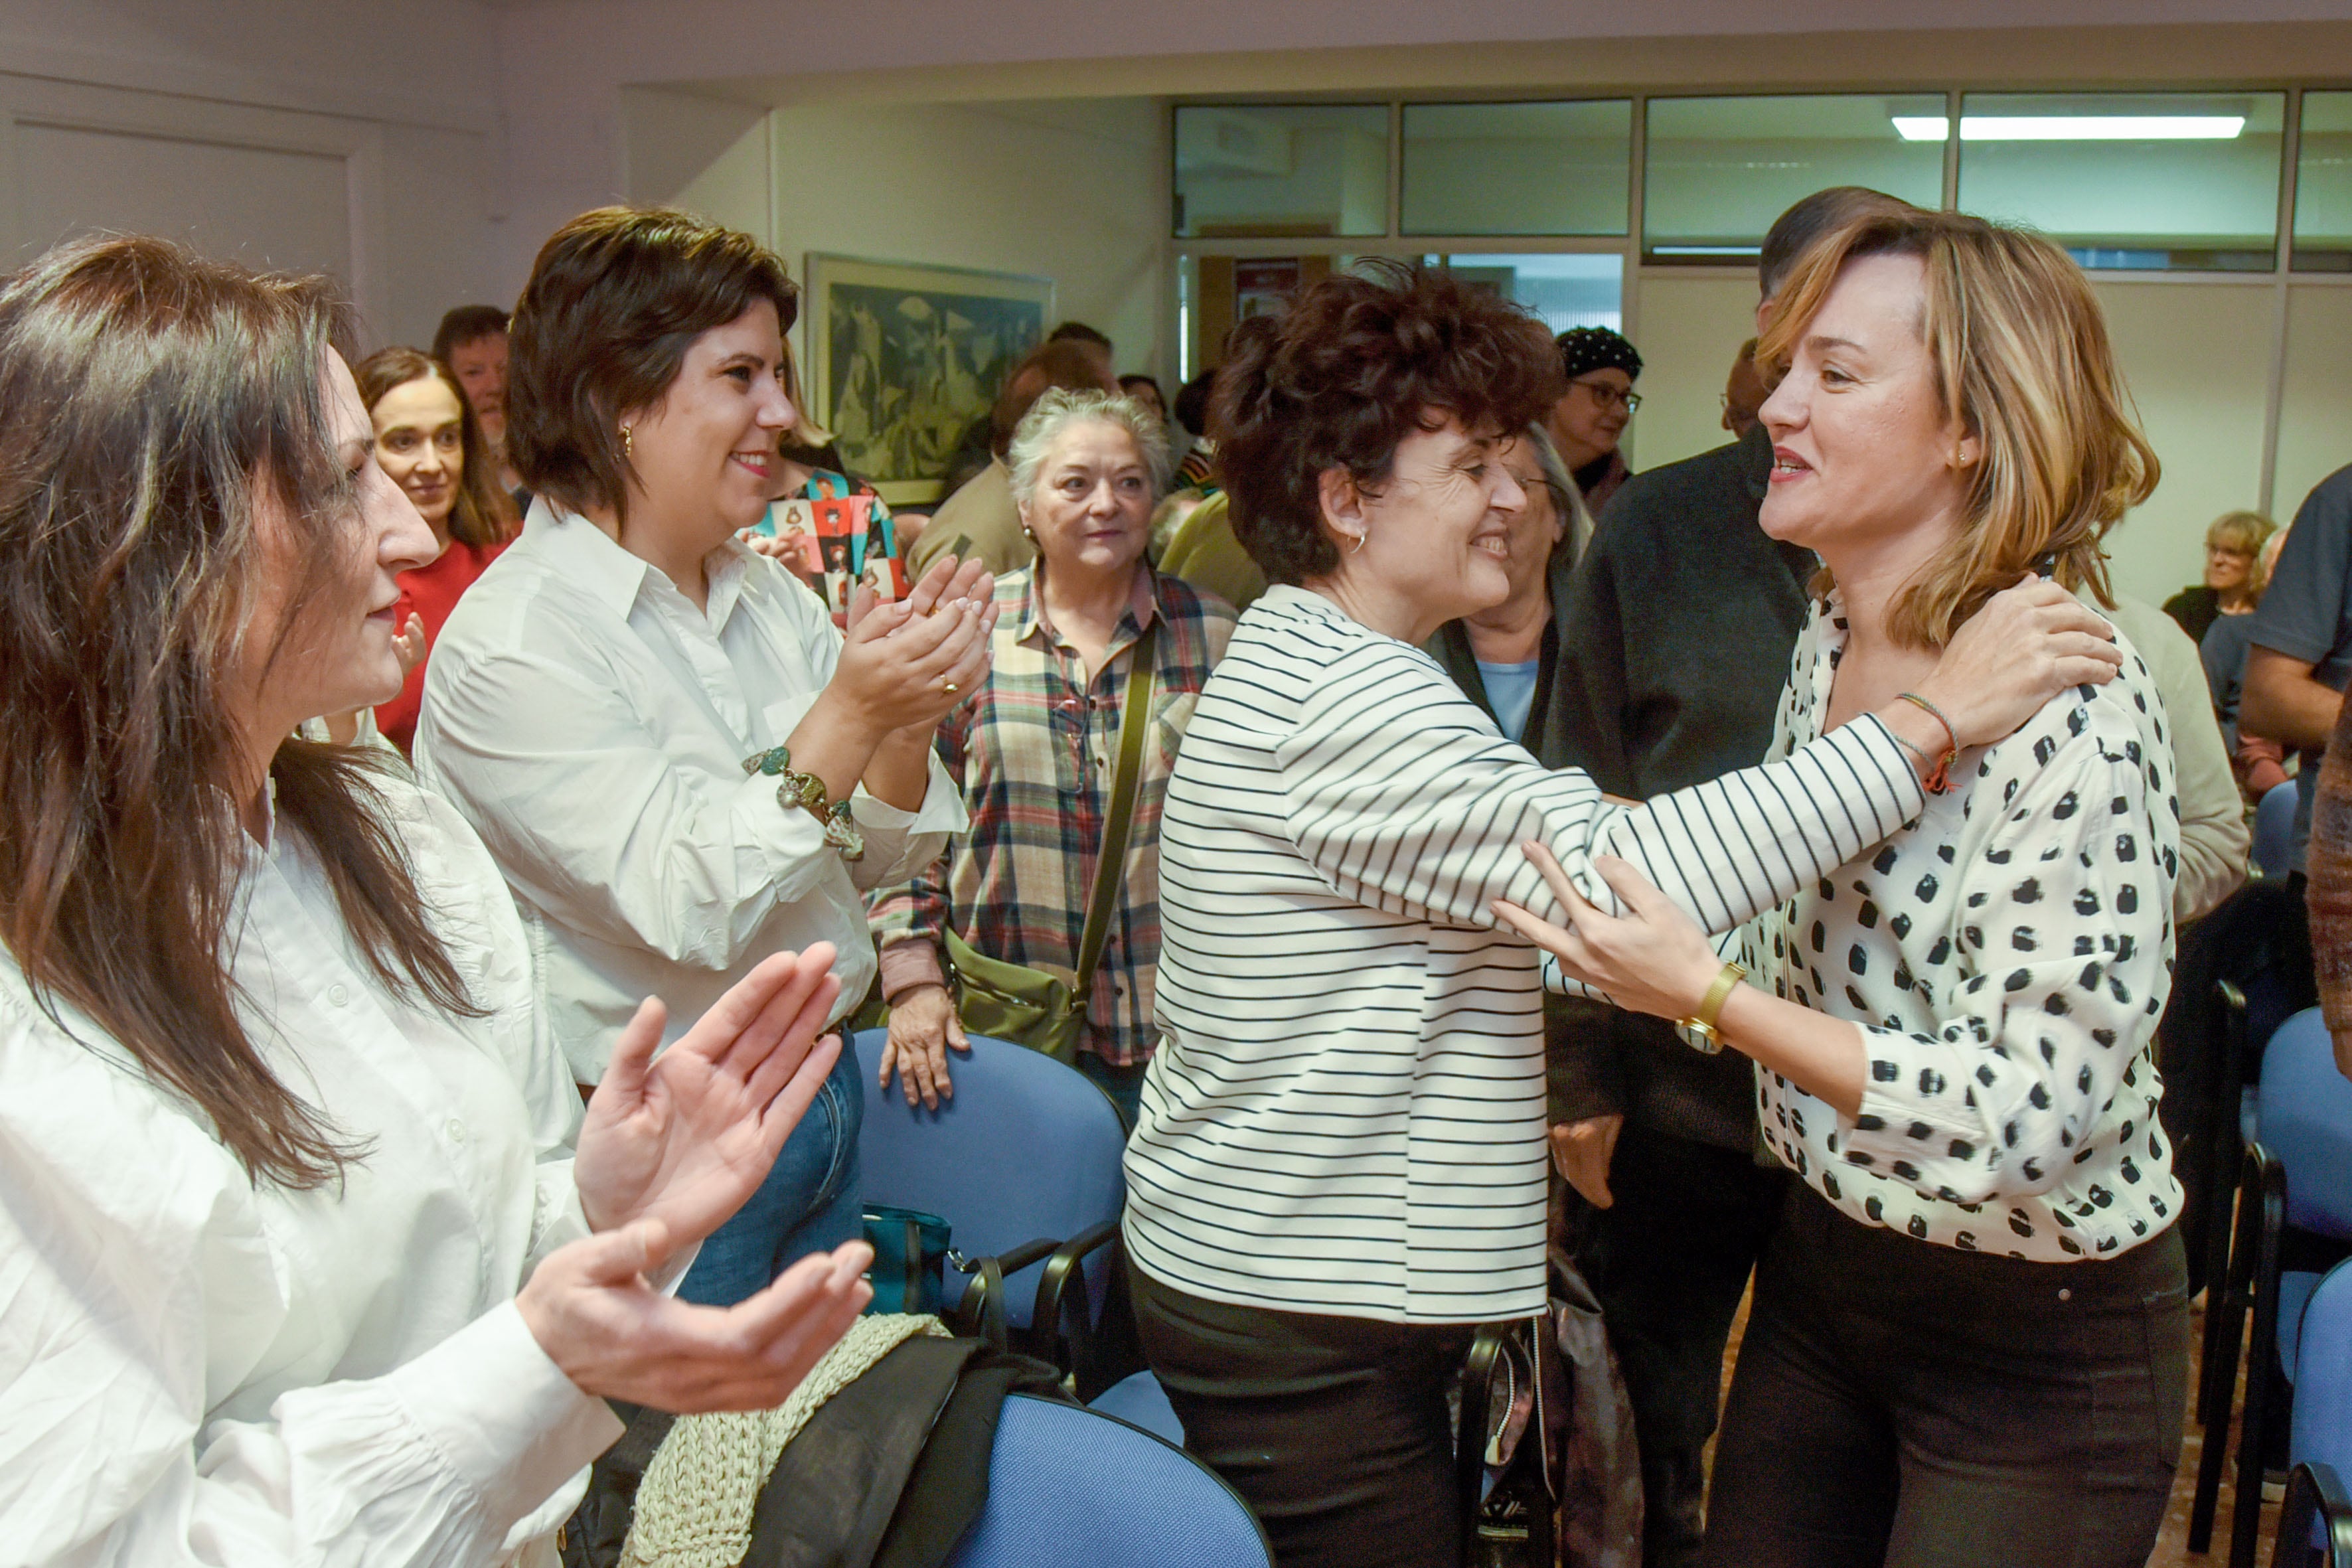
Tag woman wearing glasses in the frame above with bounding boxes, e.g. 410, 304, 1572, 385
1545, 325, 1642, 512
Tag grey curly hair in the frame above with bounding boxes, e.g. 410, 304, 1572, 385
1006, 388, 1174, 509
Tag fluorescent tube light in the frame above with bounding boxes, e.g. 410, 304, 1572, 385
1893, 115, 2245, 142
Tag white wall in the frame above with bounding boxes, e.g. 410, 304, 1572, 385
761, 99, 1168, 380
2274, 284, 2352, 526
0, 3, 503, 351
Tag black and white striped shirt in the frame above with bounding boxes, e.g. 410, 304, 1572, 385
1123, 587, 1930, 1323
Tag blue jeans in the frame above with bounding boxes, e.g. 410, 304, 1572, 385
676, 1044, 864, 1306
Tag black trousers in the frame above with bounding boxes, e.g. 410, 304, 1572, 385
1700, 1184, 2189, 1568
1127, 1260, 1476, 1568
1571, 1123, 1788, 1568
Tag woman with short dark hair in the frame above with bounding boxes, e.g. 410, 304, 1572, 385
1123, 262, 2126, 1567
0, 234, 868, 1564
418, 206, 992, 1309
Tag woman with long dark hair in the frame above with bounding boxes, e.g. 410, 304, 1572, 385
354, 345, 520, 751
0, 234, 870, 1564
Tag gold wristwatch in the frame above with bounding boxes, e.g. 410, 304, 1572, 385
1678, 960, 1747, 1056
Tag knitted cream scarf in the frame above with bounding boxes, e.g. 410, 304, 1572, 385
619, 1312, 951, 1568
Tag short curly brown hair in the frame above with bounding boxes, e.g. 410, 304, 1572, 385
1210, 262, 1563, 586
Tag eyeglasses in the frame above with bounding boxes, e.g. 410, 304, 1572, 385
1573, 378, 1641, 414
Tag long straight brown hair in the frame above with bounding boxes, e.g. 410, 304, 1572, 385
0, 235, 477, 1188
353, 345, 518, 550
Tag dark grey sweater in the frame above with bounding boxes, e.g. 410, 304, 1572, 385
1549, 422, 1817, 1152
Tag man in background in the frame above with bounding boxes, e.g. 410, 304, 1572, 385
1550, 185, 1913, 1568
1720, 337, 1766, 439
434, 304, 519, 495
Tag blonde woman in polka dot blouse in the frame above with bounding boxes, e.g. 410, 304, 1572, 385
1502, 209, 2188, 1568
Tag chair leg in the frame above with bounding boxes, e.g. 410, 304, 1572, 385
2199, 982, 2251, 1426
1458, 1324, 1506, 1564
2233, 1154, 2290, 1568
2193, 1148, 2271, 1552
2275, 1462, 2352, 1568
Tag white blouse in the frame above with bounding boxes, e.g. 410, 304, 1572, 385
1739, 597, 2185, 1260
1126, 588, 1930, 1324
414, 500, 965, 1083
0, 777, 618, 1567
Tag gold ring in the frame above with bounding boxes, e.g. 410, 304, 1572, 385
941, 680, 959, 695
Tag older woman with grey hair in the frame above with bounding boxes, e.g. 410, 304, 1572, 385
868, 389, 1237, 1119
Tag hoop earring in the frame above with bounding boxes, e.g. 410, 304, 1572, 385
621, 425, 634, 461
1347, 532, 1366, 556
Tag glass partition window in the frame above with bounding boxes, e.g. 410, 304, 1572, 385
1400, 101, 1631, 236
1427, 253, 1623, 334
2295, 92, 2352, 271
1643, 94, 1945, 262
1956, 92, 2285, 270
1174, 104, 1390, 239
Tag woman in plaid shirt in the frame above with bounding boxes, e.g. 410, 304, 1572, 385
869, 389, 1235, 1120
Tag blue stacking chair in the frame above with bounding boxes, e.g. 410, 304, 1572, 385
852, 1030, 1130, 1359
2195, 1010, 2352, 1568
944, 1394, 1270, 1567
2280, 1259, 2352, 1566
2257, 779, 2300, 882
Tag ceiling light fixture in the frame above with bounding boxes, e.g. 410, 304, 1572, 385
1892, 115, 2246, 142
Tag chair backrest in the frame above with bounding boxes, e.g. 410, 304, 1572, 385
2256, 779, 2300, 882
2294, 1259, 2352, 1478
945, 1394, 1272, 1568
2256, 1010, 2352, 1241
852, 1030, 1128, 1328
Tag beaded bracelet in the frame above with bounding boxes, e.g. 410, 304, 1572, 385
742, 744, 864, 860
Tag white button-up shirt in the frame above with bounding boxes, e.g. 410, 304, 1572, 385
414, 499, 963, 1083
0, 778, 618, 1566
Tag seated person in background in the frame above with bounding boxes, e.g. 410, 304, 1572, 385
2245, 465, 2352, 874
870, 389, 1235, 1124
742, 346, 906, 623
417, 206, 986, 1312
1547, 325, 1642, 512
1721, 337, 1766, 439
1118, 372, 1168, 424
2167, 507, 2272, 647
2203, 518, 2292, 798
356, 345, 520, 753
435, 303, 520, 495
908, 336, 1118, 579
0, 232, 870, 1564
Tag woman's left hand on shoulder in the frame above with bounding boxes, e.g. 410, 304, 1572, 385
574, 943, 844, 1241
1494, 844, 1723, 1023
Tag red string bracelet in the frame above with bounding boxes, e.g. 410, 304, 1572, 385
1895, 692, 1959, 795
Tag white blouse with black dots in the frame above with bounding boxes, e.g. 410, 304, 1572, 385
1737, 596, 2185, 1263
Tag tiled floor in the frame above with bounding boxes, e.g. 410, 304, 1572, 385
1706, 1291, 2279, 1567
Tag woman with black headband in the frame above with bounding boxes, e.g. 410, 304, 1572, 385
1548, 324, 1643, 512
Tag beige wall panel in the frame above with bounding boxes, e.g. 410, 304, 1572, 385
2093, 280, 2273, 612
1624, 270, 1757, 475
767, 99, 1167, 382
2274, 285, 2352, 529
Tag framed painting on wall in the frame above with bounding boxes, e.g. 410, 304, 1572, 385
803, 253, 1056, 507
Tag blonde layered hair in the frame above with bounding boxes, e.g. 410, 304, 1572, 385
1756, 209, 2159, 649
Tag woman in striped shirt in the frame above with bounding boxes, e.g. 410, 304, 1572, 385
1500, 212, 2187, 1565
1123, 262, 2126, 1568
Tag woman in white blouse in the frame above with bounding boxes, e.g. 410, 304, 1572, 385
0, 236, 871, 1565
1123, 262, 2126, 1568
417, 208, 988, 1309
1500, 211, 2186, 1565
